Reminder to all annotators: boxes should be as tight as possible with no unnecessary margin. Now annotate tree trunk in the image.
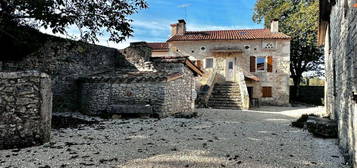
[291,75,301,103]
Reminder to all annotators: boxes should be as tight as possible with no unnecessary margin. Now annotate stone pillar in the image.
[0,71,52,149]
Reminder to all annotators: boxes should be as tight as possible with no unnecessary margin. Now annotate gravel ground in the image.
[0,106,349,168]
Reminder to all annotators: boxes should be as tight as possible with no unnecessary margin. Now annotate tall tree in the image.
[0,0,148,43]
[253,0,323,101]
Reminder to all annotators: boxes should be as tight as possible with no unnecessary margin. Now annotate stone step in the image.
[209,102,241,107]
[211,95,241,98]
[211,93,241,97]
[209,98,241,102]
[209,106,242,110]
[212,90,240,94]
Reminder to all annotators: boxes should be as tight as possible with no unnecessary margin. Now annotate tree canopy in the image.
[0,0,148,43]
[252,0,323,100]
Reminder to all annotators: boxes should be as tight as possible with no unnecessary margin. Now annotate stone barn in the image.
[79,56,203,117]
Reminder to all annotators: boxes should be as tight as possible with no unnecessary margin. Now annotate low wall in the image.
[290,86,324,105]
[0,71,52,149]
[80,81,166,116]
[80,68,195,117]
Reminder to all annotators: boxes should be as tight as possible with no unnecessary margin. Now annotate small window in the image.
[228,62,233,69]
[205,58,214,68]
[256,57,266,71]
[262,41,275,49]
[262,87,272,97]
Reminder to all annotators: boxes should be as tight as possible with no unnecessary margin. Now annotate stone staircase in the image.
[208,82,242,110]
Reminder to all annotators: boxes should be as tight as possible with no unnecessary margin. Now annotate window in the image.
[262,87,272,97]
[256,57,266,71]
[262,41,275,49]
[205,58,214,68]
[228,61,233,69]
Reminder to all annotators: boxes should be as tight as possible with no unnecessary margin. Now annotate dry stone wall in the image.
[325,0,357,166]
[1,39,138,112]
[79,63,195,117]
[0,71,52,149]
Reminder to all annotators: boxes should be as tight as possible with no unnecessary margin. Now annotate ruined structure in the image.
[149,19,291,109]
[0,30,201,117]
[319,0,357,166]
[80,55,202,117]
[0,71,52,149]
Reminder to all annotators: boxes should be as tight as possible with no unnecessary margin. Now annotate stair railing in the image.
[202,70,220,107]
[235,67,250,110]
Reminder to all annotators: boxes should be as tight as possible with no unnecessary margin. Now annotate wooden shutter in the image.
[196,60,203,69]
[262,87,272,97]
[267,56,273,72]
[250,56,256,72]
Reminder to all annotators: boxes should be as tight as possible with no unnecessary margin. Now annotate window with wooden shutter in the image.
[250,56,256,72]
[267,56,273,72]
[262,87,272,97]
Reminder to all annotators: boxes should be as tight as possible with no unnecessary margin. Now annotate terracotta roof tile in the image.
[167,29,291,42]
[147,42,169,51]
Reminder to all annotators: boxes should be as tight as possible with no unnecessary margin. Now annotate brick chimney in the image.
[270,19,279,33]
[171,19,186,36]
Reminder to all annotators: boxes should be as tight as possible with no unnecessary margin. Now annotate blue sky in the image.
[120,0,263,48]
[41,0,264,49]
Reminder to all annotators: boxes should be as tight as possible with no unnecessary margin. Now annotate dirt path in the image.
[0,106,349,168]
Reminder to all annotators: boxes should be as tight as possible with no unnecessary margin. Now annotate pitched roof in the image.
[147,42,169,51]
[151,56,204,76]
[167,29,291,42]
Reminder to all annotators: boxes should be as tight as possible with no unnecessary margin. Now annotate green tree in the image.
[0,0,148,43]
[253,0,323,101]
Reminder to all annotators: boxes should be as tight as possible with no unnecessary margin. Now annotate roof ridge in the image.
[186,28,269,33]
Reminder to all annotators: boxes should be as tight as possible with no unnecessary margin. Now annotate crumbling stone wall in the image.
[162,66,195,116]
[0,71,52,149]
[325,0,357,166]
[1,39,142,112]
[80,81,165,116]
[79,63,195,117]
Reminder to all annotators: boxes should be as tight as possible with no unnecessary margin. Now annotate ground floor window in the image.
[262,87,272,97]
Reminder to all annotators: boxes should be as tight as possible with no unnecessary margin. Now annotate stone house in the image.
[149,19,291,108]
[319,0,357,167]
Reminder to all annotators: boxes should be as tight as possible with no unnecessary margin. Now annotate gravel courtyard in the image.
[0,106,349,168]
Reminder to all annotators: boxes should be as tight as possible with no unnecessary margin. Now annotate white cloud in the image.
[132,20,172,31]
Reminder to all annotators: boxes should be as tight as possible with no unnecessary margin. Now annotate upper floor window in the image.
[250,56,273,72]
[205,58,214,68]
[262,41,276,49]
[256,57,266,71]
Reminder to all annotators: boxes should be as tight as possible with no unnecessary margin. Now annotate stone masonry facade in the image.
[79,60,196,117]
[0,71,52,149]
[169,39,291,105]
[1,39,135,112]
[323,0,357,166]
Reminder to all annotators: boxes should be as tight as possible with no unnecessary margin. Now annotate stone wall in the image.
[1,39,146,112]
[79,68,194,117]
[162,66,195,116]
[325,0,357,166]
[0,71,52,149]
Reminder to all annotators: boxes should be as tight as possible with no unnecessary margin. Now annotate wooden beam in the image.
[185,59,203,76]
